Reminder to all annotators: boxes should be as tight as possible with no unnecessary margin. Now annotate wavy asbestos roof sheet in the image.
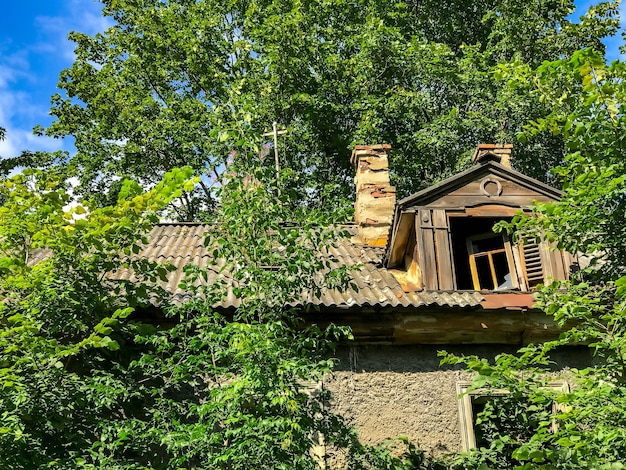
[141,223,485,310]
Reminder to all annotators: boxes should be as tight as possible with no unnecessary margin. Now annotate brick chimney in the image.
[351,144,396,246]
[472,143,513,168]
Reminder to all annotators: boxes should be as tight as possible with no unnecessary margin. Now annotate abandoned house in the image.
[134,143,587,456]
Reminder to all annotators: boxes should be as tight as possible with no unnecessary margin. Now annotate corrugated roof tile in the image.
[31,223,487,310]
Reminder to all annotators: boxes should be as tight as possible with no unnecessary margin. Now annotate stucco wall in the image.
[323,344,593,458]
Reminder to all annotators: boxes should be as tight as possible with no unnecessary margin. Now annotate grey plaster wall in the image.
[323,344,593,458]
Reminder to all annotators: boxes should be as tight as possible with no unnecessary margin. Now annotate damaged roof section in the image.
[125,223,486,310]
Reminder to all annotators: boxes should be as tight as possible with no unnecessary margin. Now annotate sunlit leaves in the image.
[443,46,626,469]
[41,0,620,218]
[0,168,192,467]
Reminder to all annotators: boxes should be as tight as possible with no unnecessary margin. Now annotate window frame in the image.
[456,380,569,451]
[465,231,518,291]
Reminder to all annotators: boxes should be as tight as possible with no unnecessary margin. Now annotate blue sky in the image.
[0,0,110,158]
[0,1,624,160]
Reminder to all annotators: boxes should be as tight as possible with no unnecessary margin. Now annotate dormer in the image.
[384,144,572,292]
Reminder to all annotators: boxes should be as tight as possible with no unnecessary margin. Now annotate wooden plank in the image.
[428,195,555,208]
[510,243,528,290]
[467,252,480,290]
[562,251,574,279]
[447,180,555,198]
[464,205,525,217]
[418,209,438,290]
[539,241,554,285]
[487,253,498,289]
[387,212,415,268]
[503,236,519,289]
[432,209,454,290]
[447,213,457,289]
[550,245,567,282]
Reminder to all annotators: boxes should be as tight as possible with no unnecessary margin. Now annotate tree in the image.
[442,48,626,469]
[4,1,626,467]
[104,162,361,469]
[0,166,191,468]
[35,0,619,218]
[0,157,445,468]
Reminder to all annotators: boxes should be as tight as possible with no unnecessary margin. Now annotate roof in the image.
[26,222,550,344]
[396,160,562,209]
[26,222,538,315]
[122,223,486,310]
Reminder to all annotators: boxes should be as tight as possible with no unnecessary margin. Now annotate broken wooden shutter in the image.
[520,241,544,288]
[542,242,570,285]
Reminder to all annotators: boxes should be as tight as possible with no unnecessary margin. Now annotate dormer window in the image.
[384,145,572,292]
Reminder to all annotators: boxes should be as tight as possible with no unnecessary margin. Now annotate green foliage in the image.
[0,159,433,468]
[509,49,626,281]
[0,167,193,468]
[118,162,363,468]
[6,0,626,467]
[349,437,447,470]
[441,48,626,469]
[41,0,619,217]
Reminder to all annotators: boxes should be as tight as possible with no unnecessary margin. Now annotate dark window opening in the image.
[492,252,510,287]
[471,395,490,449]
[472,395,552,450]
[449,217,513,290]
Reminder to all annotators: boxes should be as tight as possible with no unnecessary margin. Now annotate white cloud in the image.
[0,0,113,159]
[0,47,64,157]
[0,49,31,88]
[35,0,114,62]
[0,127,62,159]
[0,132,18,158]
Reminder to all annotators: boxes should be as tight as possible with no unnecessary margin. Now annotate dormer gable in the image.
[384,147,572,292]
[393,159,561,211]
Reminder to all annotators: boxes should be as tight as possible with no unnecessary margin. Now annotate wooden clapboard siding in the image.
[427,195,555,208]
